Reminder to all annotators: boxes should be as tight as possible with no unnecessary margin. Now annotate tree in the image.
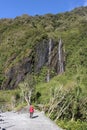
[19,74,36,106]
[47,83,87,121]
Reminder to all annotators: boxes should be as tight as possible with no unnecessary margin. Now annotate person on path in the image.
[29,104,34,118]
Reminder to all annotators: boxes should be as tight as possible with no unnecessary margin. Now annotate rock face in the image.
[1,39,65,89]
[34,39,49,72]
[2,57,32,89]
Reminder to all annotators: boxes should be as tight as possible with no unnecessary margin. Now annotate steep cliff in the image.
[0,6,87,89]
[1,38,64,89]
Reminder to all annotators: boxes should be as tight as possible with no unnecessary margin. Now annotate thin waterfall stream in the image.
[58,38,64,74]
[47,39,52,82]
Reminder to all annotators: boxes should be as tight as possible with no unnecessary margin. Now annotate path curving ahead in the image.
[0,111,62,130]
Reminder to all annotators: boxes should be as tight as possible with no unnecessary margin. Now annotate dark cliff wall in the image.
[1,39,64,89]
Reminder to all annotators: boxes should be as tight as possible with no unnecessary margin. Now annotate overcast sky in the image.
[0,0,87,18]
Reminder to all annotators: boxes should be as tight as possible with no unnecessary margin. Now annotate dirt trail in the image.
[0,111,62,130]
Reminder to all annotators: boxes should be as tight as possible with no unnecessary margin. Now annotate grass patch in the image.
[57,120,87,130]
[35,74,74,104]
[0,89,20,111]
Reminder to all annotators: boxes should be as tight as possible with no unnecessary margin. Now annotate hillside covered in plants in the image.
[0,6,87,89]
[0,6,87,130]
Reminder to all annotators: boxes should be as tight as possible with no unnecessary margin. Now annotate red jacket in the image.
[29,105,34,113]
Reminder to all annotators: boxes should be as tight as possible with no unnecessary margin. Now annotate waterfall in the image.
[48,39,52,65]
[58,38,64,74]
[47,39,52,82]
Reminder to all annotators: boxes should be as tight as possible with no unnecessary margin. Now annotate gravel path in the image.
[0,111,62,130]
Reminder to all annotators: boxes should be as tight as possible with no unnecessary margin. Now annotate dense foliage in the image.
[0,6,87,129]
[0,6,87,87]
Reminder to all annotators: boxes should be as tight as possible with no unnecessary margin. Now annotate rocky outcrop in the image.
[2,57,32,89]
[1,39,65,89]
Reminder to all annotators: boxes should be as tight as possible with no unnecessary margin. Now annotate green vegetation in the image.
[0,7,87,87]
[0,89,20,111]
[57,120,87,130]
[0,6,87,129]
[19,74,36,105]
[35,74,87,129]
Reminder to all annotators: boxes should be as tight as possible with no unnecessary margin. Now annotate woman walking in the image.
[29,104,34,118]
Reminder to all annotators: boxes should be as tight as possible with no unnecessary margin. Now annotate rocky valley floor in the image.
[0,110,62,130]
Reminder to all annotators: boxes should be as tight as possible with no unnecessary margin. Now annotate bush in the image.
[57,120,87,130]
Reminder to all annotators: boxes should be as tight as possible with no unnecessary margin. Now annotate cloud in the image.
[83,0,87,6]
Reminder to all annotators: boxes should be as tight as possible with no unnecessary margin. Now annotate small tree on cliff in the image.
[19,74,36,106]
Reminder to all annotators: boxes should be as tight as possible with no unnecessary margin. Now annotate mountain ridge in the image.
[0,6,87,89]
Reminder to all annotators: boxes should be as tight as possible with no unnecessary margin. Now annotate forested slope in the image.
[0,6,87,89]
[0,6,87,130]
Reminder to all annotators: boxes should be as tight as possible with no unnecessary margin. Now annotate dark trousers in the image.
[30,112,33,118]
